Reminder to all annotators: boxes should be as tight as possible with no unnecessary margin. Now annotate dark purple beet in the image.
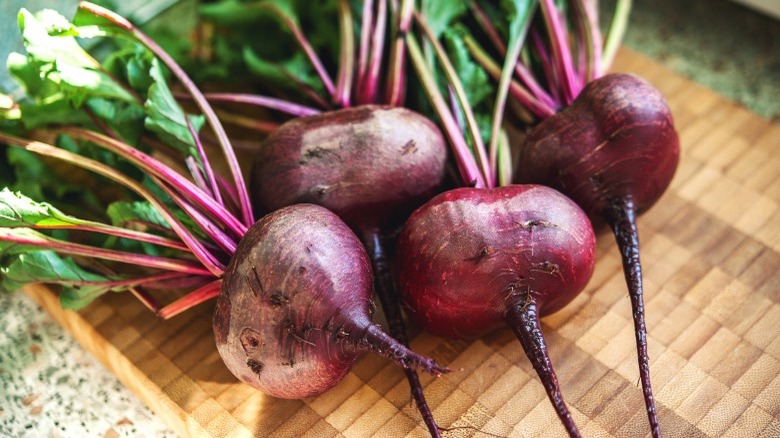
[214,204,446,399]
[515,73,680,437]
[250,105,448,434]
[250,105,447,227]
[396,185,596,437]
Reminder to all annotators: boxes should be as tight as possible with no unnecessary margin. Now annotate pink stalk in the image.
[414,11,492,187]
[335,0,355,107]
[198,93,321,117]
[470,1,507,52]
[486,1,537,185]
[384,0,414,106]
[49,271,189,289]
[531,29,562,106]
[57,127,247,238]
[405,34,485,188]
[186,118,223,207]
[0,228,211,276]
[355,0,375,103]
[469,2,556,111]
[78,2,254,227]
[463,35,556,119]
[36,223,188,252]
[360,0,387,104]
[0,132,225,276]
[256,3,336,97]
[162,186,237,255]
[158,279,222,319]
[573,0,602,84]
[81,260,163,312]
[185,156,213,198]
[514,62,558,110]
[539,0,578,104]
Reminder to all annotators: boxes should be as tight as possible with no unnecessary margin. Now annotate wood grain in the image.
[24,47,780,437]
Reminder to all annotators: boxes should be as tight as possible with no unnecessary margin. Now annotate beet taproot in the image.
[214,204,446,399]
[516,73,680,436]
[396,184,596,437]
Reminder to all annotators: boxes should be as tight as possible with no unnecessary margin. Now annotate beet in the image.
[250,104,448,433]
[516,73,680,436]
[214,204,446,399]
[396,184,596,436]
[250,105,447,227]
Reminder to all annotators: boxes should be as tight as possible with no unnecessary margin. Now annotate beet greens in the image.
[0,2,446,404]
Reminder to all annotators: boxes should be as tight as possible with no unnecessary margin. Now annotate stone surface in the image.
[0,292,176,437]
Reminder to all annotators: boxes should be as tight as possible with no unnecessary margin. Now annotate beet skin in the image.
[396,185,595,436]
[251,105,448,227]
[515,73,680,437]
[214,204,445,399]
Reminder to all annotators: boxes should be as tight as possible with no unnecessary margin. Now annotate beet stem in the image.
[506,297,581,438]
[606,197,660,438]
[364,231,441,438]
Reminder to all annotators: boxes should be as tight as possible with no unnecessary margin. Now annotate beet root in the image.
[516,73,680,437]
[214,204,446,399]
[396,185,596,436]
[250,104,448,227]
[250,104,448,433]
[516,73,679,220]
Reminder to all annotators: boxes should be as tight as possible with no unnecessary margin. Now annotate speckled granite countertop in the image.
[0,292,176,437]
[1,1,778,437]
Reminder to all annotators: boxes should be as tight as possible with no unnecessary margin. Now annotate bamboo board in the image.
[24,47,780,437]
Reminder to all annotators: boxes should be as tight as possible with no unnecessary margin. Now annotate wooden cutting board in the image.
[24,47,780,437]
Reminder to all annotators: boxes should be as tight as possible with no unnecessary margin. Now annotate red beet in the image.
[250,105,447,227]
[250,104,448,434]
[214,204,446,399]
[396,185,596,437]
[516,73,680,436]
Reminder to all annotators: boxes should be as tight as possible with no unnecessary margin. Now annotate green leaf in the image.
[421,0,470,38]
[243,47,323,95]
[59,283,123,310]
[17,8,137,106]
[86,97,146,145]
[443,27,494,110]
[143,58,204,156]
[200,0,273,25]
[1,250,110,293]
[16,96,91,128]
[0,188,84,228]
[107,200,169,230]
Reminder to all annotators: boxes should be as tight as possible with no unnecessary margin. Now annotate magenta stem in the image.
[162,186,237,256]
[463,35,556,119]
[158,279,222,319]
[384,0,414,106]
[361,0,387,104]
[0,132,225,277]
[187,118,223,207]
[58,127,246,238]
[335,0,355,107]
[405,34,485,188]
[0,228,212,276]
[38,223,188,252]
[355,0,374,103]
[197,93,321,117]
[78,2,255,227]
[539,0,578,105]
